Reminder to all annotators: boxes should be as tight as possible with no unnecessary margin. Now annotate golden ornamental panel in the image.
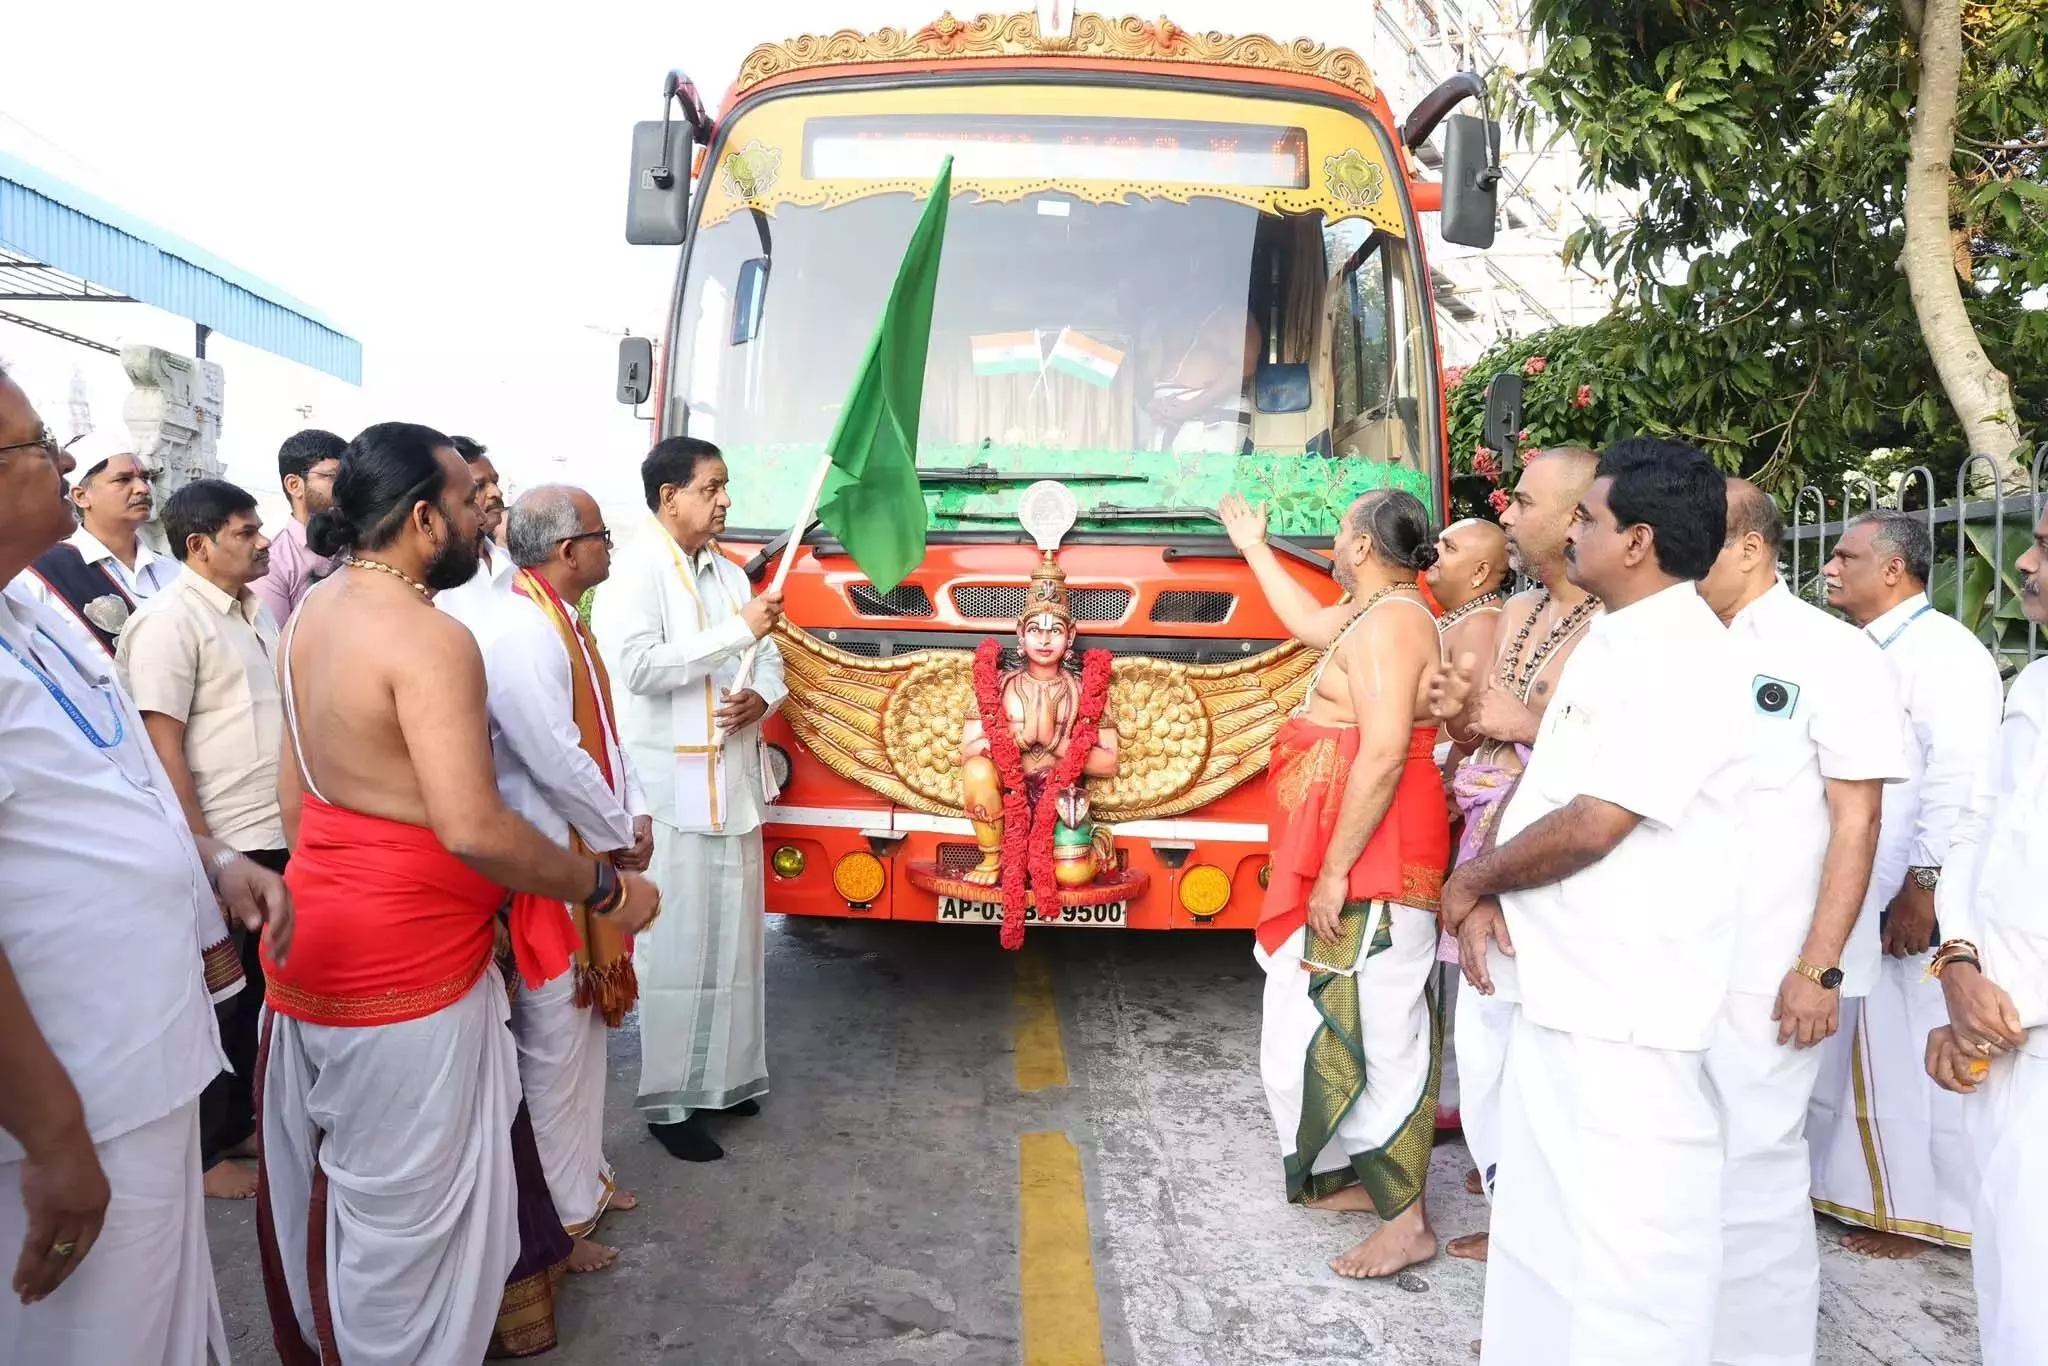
[735,11,1377,102]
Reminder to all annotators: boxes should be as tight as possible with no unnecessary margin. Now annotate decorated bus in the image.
[617,4,1503,933]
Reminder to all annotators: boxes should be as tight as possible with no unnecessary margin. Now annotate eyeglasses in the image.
[561,528,613,549]
[0,431,80,460]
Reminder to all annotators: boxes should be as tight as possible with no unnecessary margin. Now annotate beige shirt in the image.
[116,565,285,851]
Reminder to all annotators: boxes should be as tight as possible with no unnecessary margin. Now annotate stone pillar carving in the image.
[122,345,224,551]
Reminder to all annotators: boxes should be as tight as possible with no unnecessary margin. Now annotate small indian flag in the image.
[971,331,1042,377]
[1049,328,1124,389]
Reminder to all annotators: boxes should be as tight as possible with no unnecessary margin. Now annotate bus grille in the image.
[1150,590,1235,624]
[952,585,1132,621]
[848,583,935,618]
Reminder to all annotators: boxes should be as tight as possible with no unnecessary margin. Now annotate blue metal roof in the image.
[0,150,362,384]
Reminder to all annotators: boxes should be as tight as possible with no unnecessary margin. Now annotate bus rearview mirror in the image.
[1483,372,1523,471]
[626,120,692,246]
[617,336,653,407]
[1440,115,1501,250]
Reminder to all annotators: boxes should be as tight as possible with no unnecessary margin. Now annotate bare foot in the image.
[204,1161,258,1201]
[1447,1232,1489,1262]
[1330,1207,1437,1279]
[1463,1168,1482,1197]
[1840,1229,1928,1260]
[609,1190,638,1213]
[566,1237,619,1273]
[1305,1186,1376,1213]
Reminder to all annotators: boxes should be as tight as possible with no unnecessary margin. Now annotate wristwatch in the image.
[1910,866,1941,891]
[1794,958,1844,991]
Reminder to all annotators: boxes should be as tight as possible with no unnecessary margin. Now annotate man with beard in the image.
[250,429,345,625]
[1696,479,1904,1365]
[1925,503,2048,1365]
[1226,489,1452,1279]
[1430,448,1600,1263]
[595,437,785,1164]
[1807,511,2002,1258]
[22,451,178,656]
[118,479,287,1205]
[1441,438,1749,1362]
[0,363,291,1363]
[257,422,659,1365]
[435,435,514,619]
[471,486,653,1275]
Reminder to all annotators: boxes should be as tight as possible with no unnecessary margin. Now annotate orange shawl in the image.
[507,569,639,1025]
[1258,718,1450,954]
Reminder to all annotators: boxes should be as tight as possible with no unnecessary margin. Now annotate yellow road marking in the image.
[1013,945,1069,1092]
[1019,1131,1106,1366]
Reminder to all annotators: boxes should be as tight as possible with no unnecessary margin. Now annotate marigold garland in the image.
[971,639,1113,949]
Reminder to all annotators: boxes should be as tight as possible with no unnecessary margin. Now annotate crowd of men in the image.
[0,357,787,1362]
[1228,438,2048,1365]
[4,337,2047,1366]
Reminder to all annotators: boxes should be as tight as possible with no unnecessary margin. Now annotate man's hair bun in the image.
[1410,542,1441,571]
[306,506,354,559]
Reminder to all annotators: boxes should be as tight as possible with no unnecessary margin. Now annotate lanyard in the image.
[1871,603,1933,651]
[0,626,126,748]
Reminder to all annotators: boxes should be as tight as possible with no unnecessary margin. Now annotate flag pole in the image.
[716,451,831,739]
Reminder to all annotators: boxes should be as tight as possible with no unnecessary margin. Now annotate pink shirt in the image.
[249,516,337,627]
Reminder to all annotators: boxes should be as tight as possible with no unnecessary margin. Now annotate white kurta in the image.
[1709,582,1908,1366]
[262,974,521,1366]
[1938,659,2048,1364]
[1808,593,2003,1247]
[1483,583,1751,1365]
[592,528,785,1118]
[465,585,647,1234]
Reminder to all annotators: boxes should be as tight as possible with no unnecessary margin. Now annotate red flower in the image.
[1517,428,1530,443]
[1443,364,1469,390]
[1523,356,1548,376]
[1489,489,1511,514]
[1472,449,1501,481]
[1573,384,1593,409]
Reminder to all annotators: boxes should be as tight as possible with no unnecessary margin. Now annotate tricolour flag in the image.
[812,158,952,596]
[971,331,1043,377]
[1049,328,1125,389]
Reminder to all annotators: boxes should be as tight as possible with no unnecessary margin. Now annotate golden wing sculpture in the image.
[773,621,1320,823]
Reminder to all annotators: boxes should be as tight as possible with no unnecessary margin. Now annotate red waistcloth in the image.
[264,795,508,1027]
[1257,718,1451,954]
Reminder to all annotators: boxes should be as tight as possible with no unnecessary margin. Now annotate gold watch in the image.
[1794,958,1844,991]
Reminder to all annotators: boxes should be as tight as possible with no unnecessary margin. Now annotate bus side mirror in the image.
[1483,372,1523,471]
[617,336,654,407]
[627,119,692,246]
[1440,115,1502,249]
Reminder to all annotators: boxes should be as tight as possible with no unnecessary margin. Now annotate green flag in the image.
[813,157,951,594]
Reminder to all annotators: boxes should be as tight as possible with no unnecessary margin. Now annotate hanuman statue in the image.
[958,553,1121,885]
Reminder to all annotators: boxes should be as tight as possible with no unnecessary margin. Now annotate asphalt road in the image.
[208,919,1980,1364]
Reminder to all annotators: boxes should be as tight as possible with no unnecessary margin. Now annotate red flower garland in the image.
[970,639,1113,950]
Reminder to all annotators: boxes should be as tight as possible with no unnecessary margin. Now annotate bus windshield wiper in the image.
[918,464,1149,485]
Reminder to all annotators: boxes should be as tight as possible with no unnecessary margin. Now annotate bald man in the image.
[1428,519,1510,678]
[1698,478,1907,1364]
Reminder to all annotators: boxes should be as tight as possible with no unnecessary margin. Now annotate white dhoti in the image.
[1967,1048,2048,1365]
[1454,977,1518,1200]
[1483,1016,1723,1366]
[1807,954,1974,1247]
[260,972,520,1366]
[637,822,769,1118]
[1703,990,1824,1366]
[1256,901,1440,1210]
[510,968,613,1236]
[0,1099,226,1365]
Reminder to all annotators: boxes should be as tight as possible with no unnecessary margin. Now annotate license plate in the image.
[935,896,1127,929]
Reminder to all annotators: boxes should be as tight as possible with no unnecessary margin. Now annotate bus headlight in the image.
[770,845,806,879]
[1178,865,1232,919]
[1257,862,1271,890]
[833,852,886,904]
[765,743,793,792]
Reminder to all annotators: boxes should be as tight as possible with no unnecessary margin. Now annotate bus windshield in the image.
[667,107,1437,537]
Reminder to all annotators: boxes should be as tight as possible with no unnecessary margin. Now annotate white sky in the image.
[0,0,1387,527]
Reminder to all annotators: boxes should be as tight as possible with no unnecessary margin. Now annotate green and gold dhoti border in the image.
[1281,899,1443,1214]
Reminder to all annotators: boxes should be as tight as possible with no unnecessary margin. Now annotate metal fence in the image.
[1782,442,2047,676]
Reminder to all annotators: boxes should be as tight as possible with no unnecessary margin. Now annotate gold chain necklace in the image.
[344,555,432,600]
[1296,582,1418,713]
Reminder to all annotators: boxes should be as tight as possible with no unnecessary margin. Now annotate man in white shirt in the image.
[470,485,655,1273]
[20,451,178,656]
[1439,438,1751,1364]
[1807,510,2004,1257]
[1696,479,1907,1364]
[434,435,517,620]
[119,478,287,1206]
[0,363,291,1364]
[1925,503,2048,1365]
[594,436,785,1163]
